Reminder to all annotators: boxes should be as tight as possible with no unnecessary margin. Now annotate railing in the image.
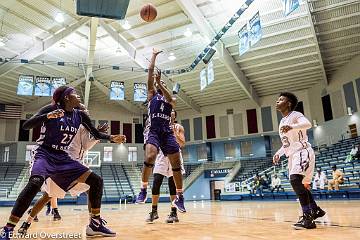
[224,161,241,185]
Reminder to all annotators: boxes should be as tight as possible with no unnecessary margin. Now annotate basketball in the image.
[140,3,157,22]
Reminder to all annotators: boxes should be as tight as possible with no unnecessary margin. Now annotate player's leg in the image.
[18,193,51,235]
[146,173,163,223]
[136,132,159,204]
[0,175,44,239]
[289,150,316,230]
[167,152,186,212]
[334,180,340,190]
[165,176,179,223]
[328,180,334,190]
[50,197,61,221]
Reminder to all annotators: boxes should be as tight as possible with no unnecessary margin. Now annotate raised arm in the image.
[147,49,162,100]
[292,114,312,130]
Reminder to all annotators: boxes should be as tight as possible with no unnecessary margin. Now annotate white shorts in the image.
[288,147,315,184]
[153,150,185,178]
[41,178,90,198]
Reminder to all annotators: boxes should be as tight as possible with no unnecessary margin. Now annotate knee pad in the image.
[144,161,154,168]
[85,172,103,209]
[290,174,306,195]
[29,175,45,189]
[85,172,103,187]
[152,174,164,195]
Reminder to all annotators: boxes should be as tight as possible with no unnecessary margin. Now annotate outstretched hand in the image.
[111,134,126,144]
[152,48,163,56]
[273,154,280,165]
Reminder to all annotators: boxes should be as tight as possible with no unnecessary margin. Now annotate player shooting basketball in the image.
[136,49,186,213]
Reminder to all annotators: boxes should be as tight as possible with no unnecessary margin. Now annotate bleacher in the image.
[232,157,273,182]
[0,163,27,198]
[223,137,360,201]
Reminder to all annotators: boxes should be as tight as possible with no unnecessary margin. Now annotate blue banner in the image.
[249,12,262,46]
[110,81,125,100]
[207,61,214,85]
[200,69,207,91]
[204,168,232,178]
[34,76,52,96]
[283,0,300,16]
[134,83,147,102]
[17,75,34,96]
[239,24,250,56]
[51,77,66,95]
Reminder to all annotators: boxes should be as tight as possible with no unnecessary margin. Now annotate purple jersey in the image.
[37,109,81,151]
[148,93,173,133]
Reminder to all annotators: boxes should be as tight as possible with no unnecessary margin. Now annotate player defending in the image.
[146,110,186,223]
[273,92,325,230]
[136,49,185,213]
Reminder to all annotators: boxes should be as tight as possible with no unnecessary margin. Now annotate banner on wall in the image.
[204,168,232,178]
[110,81,125,100]
[283,0,300,16]
[207,61,214,85]
[17,75,34,96]
[51,77,66,95]
[34,76,52,96]
[238,24,250,56]
[249,12,262,46]
[200,68,207,91]
[134,83,147,102]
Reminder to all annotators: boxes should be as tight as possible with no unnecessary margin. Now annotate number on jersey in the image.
[61,133,73,144]
[160,103,164,112]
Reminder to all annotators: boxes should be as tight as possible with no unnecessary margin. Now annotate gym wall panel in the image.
[233,113,244,136]
[343,81,357,112]
[111,121,120,135]
[219,115,229,138]
[355,78,360,107]
[321,95,333,121]
[246,109,258,134]
[123,123,132,144]
[193,117,203,141]
[181,119,191,142]
[331,90,345,118]
[206,115,216,139]
[261,106,273,132]
[135,124,143,144]
[5,119,17,141]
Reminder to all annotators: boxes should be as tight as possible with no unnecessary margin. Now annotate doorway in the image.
[210,180,224,200]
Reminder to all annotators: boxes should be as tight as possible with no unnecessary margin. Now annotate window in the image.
[3,147,9,162]
[197,144,207,162]
[224,142,236,160]
[240,141,252,156]
[103,146,113,162]
[25,145,36,161]
[128,147,137,162]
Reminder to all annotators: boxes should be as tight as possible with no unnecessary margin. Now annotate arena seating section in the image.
[0,137,359,204]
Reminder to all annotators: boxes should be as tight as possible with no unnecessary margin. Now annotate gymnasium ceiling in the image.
[0,0,359,113]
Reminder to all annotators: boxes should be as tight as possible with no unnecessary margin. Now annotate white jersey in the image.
[67,124,99,161]
[277,111,312,157]
[153,149,185,177]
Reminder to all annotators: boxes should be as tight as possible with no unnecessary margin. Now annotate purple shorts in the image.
[146,129,179,155]
[30,146,89,191]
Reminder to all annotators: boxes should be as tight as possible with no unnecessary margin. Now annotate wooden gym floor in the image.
[0,200,359,239]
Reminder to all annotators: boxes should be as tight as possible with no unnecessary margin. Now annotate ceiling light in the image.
[59,41,66,48]
[121,20,131,30]
[168,52,176,61]
[55,12,65,23]
[184,28,192,37]
[116,47,122,55]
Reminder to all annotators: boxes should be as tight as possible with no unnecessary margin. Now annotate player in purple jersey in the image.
[136,49,186,213]
[0,86,126,239]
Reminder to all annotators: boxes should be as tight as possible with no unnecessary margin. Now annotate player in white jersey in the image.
[18,104,109,234]
[146,110,186,224]
[273,92,325,230]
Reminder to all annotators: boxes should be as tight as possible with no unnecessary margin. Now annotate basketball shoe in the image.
[136,188,147,204]
[293,212,316,230]
[86,217,116,237]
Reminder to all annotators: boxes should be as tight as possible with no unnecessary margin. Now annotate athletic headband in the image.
[60,87,75,101]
